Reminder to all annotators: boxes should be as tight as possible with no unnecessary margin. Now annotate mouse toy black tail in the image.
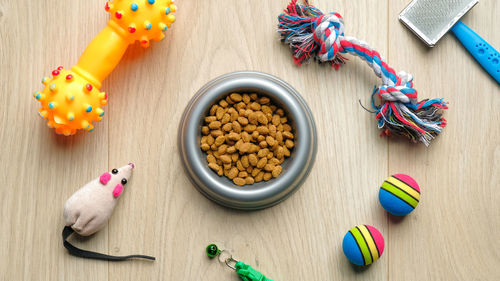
[62,226,156,262]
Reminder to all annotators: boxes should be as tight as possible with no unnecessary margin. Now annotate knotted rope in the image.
[278,0,448,146]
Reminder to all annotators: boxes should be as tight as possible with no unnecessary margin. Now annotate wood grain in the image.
[0,0,498,280]
[387,1,500,280]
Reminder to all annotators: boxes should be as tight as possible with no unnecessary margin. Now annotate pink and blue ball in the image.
[379,174,421,216]
[342,224,384,266]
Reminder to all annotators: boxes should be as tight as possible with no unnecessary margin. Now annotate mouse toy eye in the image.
[112,169,118,174]
[121,178,127,185]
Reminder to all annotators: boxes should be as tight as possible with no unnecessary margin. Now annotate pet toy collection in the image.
[32,0,451,279]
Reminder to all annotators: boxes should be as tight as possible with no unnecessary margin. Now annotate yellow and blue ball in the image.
[379,174,421,216]
[342,224,384,266]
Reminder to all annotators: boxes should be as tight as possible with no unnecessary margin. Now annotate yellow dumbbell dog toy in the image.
[33,0,176,135]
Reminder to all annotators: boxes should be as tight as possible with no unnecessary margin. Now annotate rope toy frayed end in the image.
[370,85,448,146]
[278,0,448,146]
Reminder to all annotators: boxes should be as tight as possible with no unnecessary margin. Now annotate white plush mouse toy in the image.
[62,163,154,261]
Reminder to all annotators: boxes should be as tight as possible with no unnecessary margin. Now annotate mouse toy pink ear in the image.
[100,172,111,185]
[113,184,123,198]
[62,163,154,261]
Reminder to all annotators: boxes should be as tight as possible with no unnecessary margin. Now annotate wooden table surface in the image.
[1,0,499,280]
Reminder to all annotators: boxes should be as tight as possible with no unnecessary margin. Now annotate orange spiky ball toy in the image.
[34,0,177,135]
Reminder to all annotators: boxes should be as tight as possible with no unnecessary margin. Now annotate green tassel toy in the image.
[206,244,273,281]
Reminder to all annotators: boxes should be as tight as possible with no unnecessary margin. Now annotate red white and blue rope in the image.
[278,0,448,146]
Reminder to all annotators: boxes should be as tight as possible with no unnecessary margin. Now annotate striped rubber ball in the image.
[379,174,421,216]
[342,224,384,266]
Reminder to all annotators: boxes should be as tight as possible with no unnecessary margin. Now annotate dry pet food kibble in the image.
[200,93,295,186]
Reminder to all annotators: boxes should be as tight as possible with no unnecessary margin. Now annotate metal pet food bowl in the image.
[178,71,317,210]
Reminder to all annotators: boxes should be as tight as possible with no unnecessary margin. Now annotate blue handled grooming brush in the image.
[399,0,499,84]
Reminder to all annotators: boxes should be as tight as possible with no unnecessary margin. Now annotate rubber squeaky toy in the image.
[34,0,177,135]
[63,163,155,261]
[278,0,448,146]
[342,224,384,266]
[379,174,421,216]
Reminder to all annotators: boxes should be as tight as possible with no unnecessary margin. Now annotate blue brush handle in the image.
[451,20,500,84]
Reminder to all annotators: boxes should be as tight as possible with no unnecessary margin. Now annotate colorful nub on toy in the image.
[342,224,384,266]
[379,174,421,216]
[34,0,177,135]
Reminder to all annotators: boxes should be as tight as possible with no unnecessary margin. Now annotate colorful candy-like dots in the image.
[34,1,176,135]
[104,0,177,47]
[33,91,42,100]
[95,108,105,117]
[379,174,421,216]
[166,14,175,23]
[342,224,384,266]
[34,67,107,136]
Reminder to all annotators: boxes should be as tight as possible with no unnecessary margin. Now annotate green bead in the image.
[206,244,220,258]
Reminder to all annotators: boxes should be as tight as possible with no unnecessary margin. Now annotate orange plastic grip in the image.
[33,0,176,135]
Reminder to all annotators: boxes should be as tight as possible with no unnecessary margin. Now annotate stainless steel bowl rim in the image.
[178,71,317,210]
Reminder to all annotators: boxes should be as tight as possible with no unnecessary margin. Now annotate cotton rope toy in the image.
[63,163,155,261]
[206,244,274,281]
[278,0,448,146]
[33,0,176,135]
